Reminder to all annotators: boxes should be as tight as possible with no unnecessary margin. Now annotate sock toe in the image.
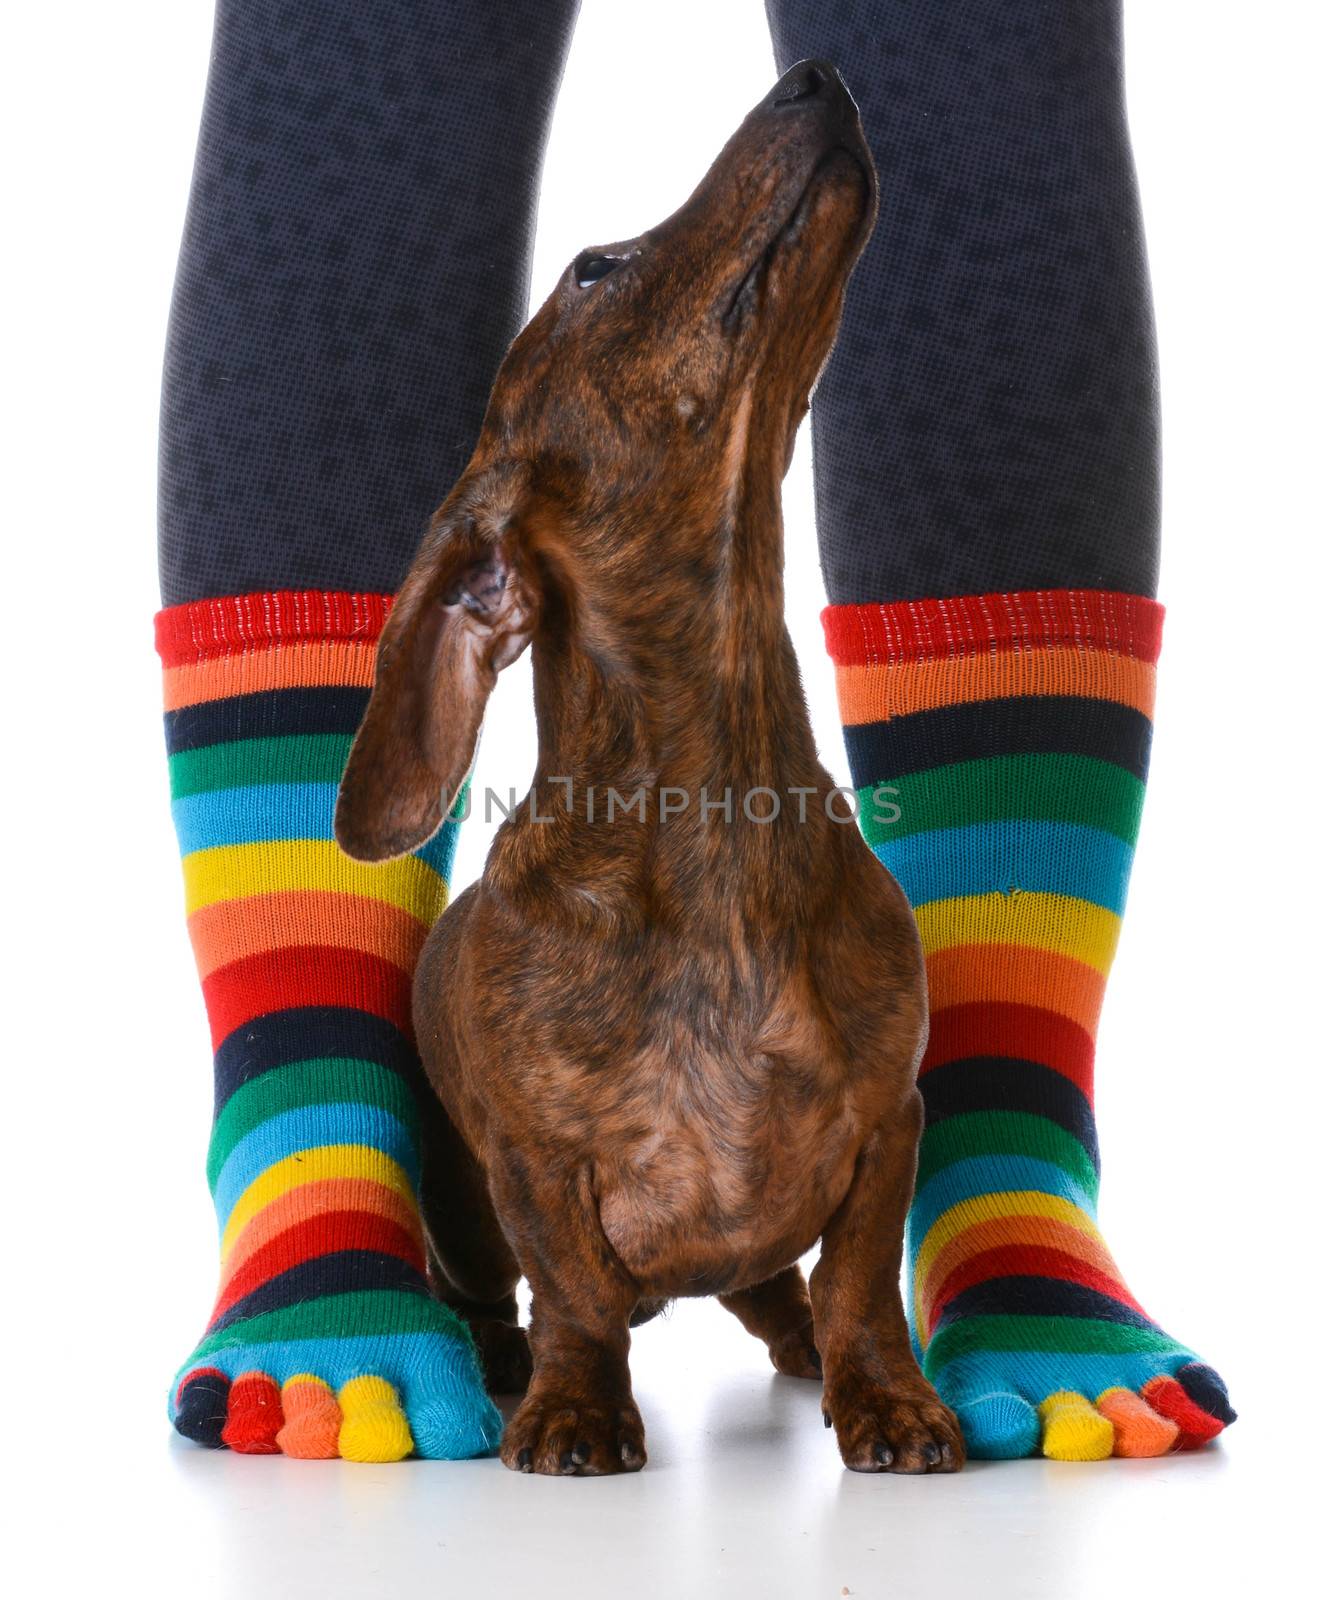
[1037,1390,1114,1461]
[221,1371,284,1454]
[338,1375,414,1463]
[1141,1376,1226,1447]
[405,1388,503,1460]
[1096,1386,1179,1457]
[1175,1363,1236,1425]
[402,1343,503,1460]
[276,1375,341,1459]
[174,1368,231,1449]
[949,1389,1040,1460]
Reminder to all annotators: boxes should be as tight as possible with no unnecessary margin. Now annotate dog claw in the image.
[824,1376,965,1473]
[503,1396,645,1475]
[823,1410,832,1429]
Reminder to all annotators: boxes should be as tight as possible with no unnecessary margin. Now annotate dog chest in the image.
[592,1056,862,1296]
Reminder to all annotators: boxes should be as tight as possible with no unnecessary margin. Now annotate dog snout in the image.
[770,58,854,117]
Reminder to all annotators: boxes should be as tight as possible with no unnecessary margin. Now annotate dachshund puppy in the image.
[336,61,963,1476]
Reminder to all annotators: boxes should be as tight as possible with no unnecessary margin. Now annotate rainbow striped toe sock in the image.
[157,590,500,1462]
[825,589,1236,1461]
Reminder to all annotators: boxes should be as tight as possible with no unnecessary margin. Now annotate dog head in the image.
[336,61,877,862]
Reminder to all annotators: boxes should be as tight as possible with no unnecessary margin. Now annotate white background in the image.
[4,3,1329,1596]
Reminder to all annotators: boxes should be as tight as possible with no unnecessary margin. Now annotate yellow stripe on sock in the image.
[915,893,1122,977]
[338,1375,414,1462]
[220,1144,417,1259]
[912,1191,1103,1343]
[1038,1391,1115,1461]
[182,839,447,923]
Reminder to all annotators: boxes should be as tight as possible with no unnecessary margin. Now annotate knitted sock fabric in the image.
[157,590,499,1461]
[825,589,1236,1460]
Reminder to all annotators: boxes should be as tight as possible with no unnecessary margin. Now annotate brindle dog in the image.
[336,61,963,1476]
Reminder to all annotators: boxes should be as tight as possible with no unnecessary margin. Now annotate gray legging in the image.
[160,0,1158,610]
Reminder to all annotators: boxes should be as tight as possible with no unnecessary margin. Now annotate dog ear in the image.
[335,481,540,863]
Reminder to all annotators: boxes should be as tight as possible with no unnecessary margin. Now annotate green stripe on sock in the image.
[180,1289,458,1371]
[915,1112,1099,1200]
[205,1058,420,1188]
[923,1314,1188,1377]
[860,753,1146,847]
[169,733,354,798]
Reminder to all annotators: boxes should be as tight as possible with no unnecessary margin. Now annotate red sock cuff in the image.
[821,589,1164,668]
[155,590,394,668]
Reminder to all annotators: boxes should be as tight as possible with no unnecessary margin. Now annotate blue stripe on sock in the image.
[930,1348,1197,1402]
[874,821,1133,914]
[907,1156,1098,1246]
[172,1331,457,1393]
[172,784,339,852]
[414,816,462,879]
[172,784,460,877]
[210,1104,420,1220]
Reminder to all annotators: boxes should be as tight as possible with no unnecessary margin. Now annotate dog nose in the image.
[771,59,846,109]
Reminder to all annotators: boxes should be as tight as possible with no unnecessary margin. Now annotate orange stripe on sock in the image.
[917,1214,1125,1333]
[832,647,1156,726]
[1097,1388,1179,1457]
[924,944,1107,1036]
[187,891,430,982]
[163,638,377,710]
[220,1177,422,1279]
[277,1377,342,1459]
[162,638,379,710]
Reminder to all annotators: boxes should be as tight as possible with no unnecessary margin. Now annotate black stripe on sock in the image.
[920,1057,1100,1171]
[933,1277,1154,1332]
[843,696,1152,788]
[208,1252,431,1334]
[164,685,371,755]
[174,1371,230,1447]
[213,1008,420,1117]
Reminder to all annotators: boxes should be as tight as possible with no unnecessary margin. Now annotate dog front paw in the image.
[500,1390,645,1475]
[823,1370,963,1474]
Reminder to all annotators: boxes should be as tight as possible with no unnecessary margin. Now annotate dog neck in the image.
[495,411,831,914]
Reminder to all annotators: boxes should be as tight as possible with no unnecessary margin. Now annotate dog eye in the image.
[574,252,622,288]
